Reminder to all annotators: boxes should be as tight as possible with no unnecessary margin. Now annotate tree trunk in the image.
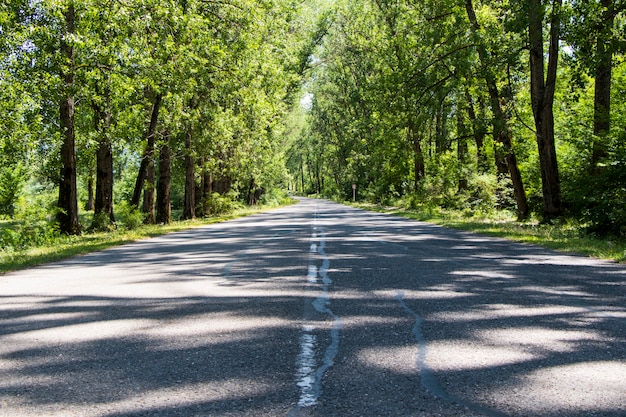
[592,0,614,170]
[143,156,156,224]
[529,0,562,220]
[156,138,171,224]
[86,167,95,211]
[248,178,257,205]
[457,110,469,192]
[407,121,425,190]
[131,92,163,210]
[183,129,195,220]
[92,82,115,227]
[465,91,489,174]
[57,3,80,235]
[465,0,529,220]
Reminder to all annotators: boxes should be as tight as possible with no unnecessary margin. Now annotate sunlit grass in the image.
[0,202,295,274]
[351,202,626,264]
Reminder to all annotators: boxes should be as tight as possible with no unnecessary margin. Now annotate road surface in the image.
[1,198,625,416]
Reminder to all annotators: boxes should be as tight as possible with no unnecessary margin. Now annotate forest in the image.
[286,0,626,236]
[1,0,625,256]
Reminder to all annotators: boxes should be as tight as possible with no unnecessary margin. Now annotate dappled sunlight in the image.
[1,199,624,416]
[475,327,607,353]
[373,288,476,300]
[501,253,614,267]
[355,346,417,374]
[430,304,590,322]
[426,341,536,372]
[335,315,407,330]
[508,285,594,298]
[489,361,626,415]
[0,378,280,417]
[144,312,295,351]
[449,269,517,280]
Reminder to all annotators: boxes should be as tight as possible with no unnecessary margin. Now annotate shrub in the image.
[0,165,26,217]
[200,192,243,216]
[115,201,144,230]
[579,162,626,237]
[259,188,291,207]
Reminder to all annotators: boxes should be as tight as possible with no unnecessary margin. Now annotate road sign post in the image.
[352,183,356,202]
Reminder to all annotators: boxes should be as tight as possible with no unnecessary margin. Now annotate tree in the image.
[528,0,563,220]
[57,2,81,235]
[566,0,625,170]
[156,134,171,224]
[465,0,529,220]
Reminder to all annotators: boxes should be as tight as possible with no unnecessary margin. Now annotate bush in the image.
[578,162,626,237]
[89,211,116,232]
[200,192,243,216]
[115,201,144,230]
[0,165,26,216]
[259,188,292,207]
[0,213,59,252]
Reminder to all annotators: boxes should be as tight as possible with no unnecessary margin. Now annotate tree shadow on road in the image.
[0,201,624,417]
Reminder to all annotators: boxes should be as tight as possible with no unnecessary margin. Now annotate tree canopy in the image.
[1,0,625,241]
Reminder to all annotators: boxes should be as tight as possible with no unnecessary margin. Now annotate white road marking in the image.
[292,207,343,413]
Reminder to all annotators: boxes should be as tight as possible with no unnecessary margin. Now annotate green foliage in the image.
[0,187,60,251]
[571,159,626,238]
[259,188,293,207]
[115,201,144,231]
[200,192,244,216]
[0,165,26,216]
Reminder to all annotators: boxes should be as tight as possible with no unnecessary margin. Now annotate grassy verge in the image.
[0,203,293,274]
[351,202,626,264]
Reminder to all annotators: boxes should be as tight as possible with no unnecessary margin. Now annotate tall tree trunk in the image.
[143,156,156,224]
[465,92,489,173]
[408,121,425,190]
[247,178,257,205]
[183,129,195,220]
[592,0,614,170]
[131,92,163,211]
[457,109,469,192]
[57,3,80,235]
[86,167,95,211]
[529,0,562,220]
[156,137,171,224]
[465,0,529,220]
[200,170,212,216]
[92,82,115,227]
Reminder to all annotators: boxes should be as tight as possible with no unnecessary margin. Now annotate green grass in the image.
[351,202,626,264]
[0,202,295,274]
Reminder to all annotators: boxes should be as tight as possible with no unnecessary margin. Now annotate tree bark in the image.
[92,82,115,226]
[465,91,489,174]
[156,137,171,224]
[131,92,162,217]
[183,129,195,220]
[592,0,614,169]
[465,0,529,220]
[529,0,562,220]
[86,167,95,211]
[408,121,425,190]
[457,109,469,192]
[143,155,156,224]
[57,3,80,235]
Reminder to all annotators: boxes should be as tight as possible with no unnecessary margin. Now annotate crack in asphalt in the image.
[396,291,510,417]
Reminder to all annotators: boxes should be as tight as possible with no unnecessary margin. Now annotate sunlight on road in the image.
[491,361,626,414]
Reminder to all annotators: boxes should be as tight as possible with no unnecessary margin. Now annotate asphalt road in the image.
[1,198,625,417]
